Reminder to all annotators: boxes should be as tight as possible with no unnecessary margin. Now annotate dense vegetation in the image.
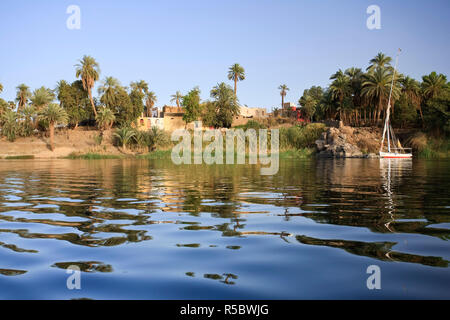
[287,53,449,139]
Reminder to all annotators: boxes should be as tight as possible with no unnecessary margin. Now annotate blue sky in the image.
[0,0,449,111]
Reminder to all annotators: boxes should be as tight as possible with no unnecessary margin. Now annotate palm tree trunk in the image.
[88,88,97,117]
[49,122,55,151]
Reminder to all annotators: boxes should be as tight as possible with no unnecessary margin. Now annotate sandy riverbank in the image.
[0,128,122,159]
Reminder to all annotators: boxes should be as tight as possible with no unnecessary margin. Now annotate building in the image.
[135,104,269,132]
[239,106,267,118]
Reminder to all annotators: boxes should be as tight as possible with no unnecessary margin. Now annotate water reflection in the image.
[0,159,448,298]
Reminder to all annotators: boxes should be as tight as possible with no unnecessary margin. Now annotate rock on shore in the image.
[315,123,380,158]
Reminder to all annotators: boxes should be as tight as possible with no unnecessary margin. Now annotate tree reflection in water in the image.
[0,158,448,284]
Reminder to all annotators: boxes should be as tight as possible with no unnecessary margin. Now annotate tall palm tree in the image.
[15,84,32,111]
[98,77,121,107]
[401,76,423,122]
[329,75,351,122]
[362,67,400,124]
[330,69,345,80]
[75,55,100,117]
[421,71,447,99]
[30,87,55,112]
[39,103,68,151]
[145,91,157,117]
[367,52,392,72]
[278,84,289,110]
[170,91,183,108]
[227,63,245,96]
[0,83,3,94]
[130,80,149,94]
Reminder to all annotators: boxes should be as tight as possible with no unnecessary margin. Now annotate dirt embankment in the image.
[315,124,382,158]
[0,128,121,159]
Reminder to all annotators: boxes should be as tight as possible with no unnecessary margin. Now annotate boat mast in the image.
[380,48,401,153]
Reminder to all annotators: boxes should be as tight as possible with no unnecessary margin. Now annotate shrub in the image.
[280,123,325,149]
[234,120,267,130]
[1,110,18,142]
[147,127,170,151]
[113,127,136,150]
[406,132,427,151]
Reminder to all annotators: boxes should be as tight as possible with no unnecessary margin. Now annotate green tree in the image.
[421,72,447,100]
[227,63,245,96]
[56,80,90,128]
[0,98,10,117]
[96,107,115,132]
[170,91,183,108]
[30,87,55,112]
[182,87,202,127]
[401,76,423,123]
[18,105,36,137]
[15,84,32,112]
[299,86,323,121]
[1,110,18,142]
[75,55,100,117]
[130,80,149,94]
[329,74,351,123]
[38,103,68,151]
[210,82,240,128]
[98,77,121,107]
[129,87,145,120]
[362,67,400,124]
[145,91,157,117]
[278,84,289,110]
[367,52,392,72]
[114,127,136,151]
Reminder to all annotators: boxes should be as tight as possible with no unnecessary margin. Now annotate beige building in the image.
[239,106,267,118]
[135,105,268,132]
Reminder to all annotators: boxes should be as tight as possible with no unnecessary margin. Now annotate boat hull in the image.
[379,151,412,159]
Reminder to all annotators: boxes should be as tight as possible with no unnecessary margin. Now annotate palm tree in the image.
[96,107,116,132]
[0,110,17,142]
[114,127,136,151]
[421,71,447,99]
[278,84,289,110]
[329,74,351,122]
[0,83,3,94]
[170,91,183,108]
[345,68,364,125]
[39,103,68,151]
[130,80,149,94]
[75,55,100,117]
[15,84,32,112]
[367,52,392,72]
[98,77,121,107]
[227,63,245,96]
[330,69,345,80]
[145,91,157,117]
[362,67,400,124]
[401,76,423,122]
[30,87,55,112]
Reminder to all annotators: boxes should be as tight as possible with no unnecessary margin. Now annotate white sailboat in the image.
[379,49,412,159]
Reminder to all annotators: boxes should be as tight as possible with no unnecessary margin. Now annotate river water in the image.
[0,158,448,299]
